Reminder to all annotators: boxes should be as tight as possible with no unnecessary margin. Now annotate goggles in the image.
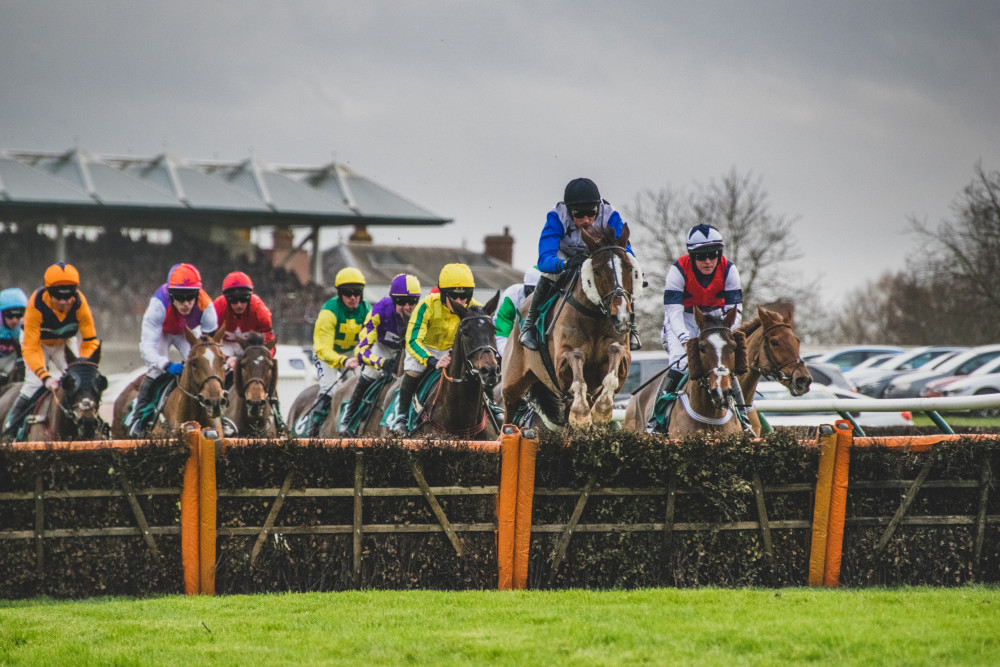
[170,290,199,303]
[226,293,252,304]
[2,308,25,319]
[339,288,364,299]
[570,207,599,220]
[393,295,420,307]
[690,250,721,262]
[444,289,473,302]
[48,286,78,300]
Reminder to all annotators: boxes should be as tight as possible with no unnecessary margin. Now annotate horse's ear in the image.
[618,222,630,248]
[452,300,468,319]
[580,224,601,252]
[757,306,777,327]
[686,338,704,380]
[64,346,78,365]
[88,343,102,365]
[266,336,277,351]
[723,307,738,329]
[733,331,749,376]
[693,306,706,330]
[60,372,77,395]
[97,374,109,392]
[212,327,227,344]
[184,326,199,347]
[483,291,500,317]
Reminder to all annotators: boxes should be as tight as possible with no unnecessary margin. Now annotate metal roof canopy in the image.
[0,147,451,282]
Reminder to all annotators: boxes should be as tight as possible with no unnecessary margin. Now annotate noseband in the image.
[590,245,634,330]
[753,323,807,383]
[451,314,500,385]
[176,341,227,407]
[52,360,108,438]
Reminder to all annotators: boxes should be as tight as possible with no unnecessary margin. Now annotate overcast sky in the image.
[2,1,998,303]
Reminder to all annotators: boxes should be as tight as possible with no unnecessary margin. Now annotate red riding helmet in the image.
[222,271,254,295]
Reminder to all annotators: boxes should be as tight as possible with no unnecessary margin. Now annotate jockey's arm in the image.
[199,294,219,335]
[494,295,518,339]
[662,266,690,345]
[313,309,350,369]
[139,298,172,372]
[20,297,47,381]
[355,312,385,371]
[74,292,100,358]
[403,300,434,367]
[537,212,568,274]
[723,264,744,330]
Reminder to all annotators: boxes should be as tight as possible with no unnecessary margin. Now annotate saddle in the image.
[123,374,177,432]
[7,386,48,440]
[647,370,689,434]
[338,371,394,434]
[378,368,443,434]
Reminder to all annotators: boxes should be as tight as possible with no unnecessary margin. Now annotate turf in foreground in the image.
[2,587,999,665]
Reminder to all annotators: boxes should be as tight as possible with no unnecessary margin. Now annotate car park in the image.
[849,346,968,397]
[882,344,1000,399]
[755,381,913,428]
[920,354,1000,398]
[937,363,1000,418]
[807,345,904,372]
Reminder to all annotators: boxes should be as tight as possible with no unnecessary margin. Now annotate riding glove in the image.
[167,362,185,376]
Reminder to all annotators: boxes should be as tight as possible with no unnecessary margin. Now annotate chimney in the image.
[349,224,373,243]
[272,226,294,253]
[483,226,514,265]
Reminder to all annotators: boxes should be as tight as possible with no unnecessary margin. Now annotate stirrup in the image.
[629,330,642,351]
[391,414,409,435]
[519,325,540,351]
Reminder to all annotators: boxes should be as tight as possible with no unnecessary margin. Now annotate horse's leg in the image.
[590,342,626,423]
[561,349,590,426]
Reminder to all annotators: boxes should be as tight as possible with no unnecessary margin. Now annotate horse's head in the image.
[234,332,277,419]
[58,345,109,439]
[579,223,644,336]
[183,327,228,418]
[687,307,747,409]
[752,307,812,396]
[450,291,502,390]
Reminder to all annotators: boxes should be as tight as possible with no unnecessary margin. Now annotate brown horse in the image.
[737,306,812,435]
[287,374,360,439]
[0,346,108,441]
[622,307,747,435]
[112,327,228,438]
[502,223,641,429]
[225,332,279,437]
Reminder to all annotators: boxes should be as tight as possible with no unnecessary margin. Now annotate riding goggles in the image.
[2,308,25,319]
[570,207,599,220]
[226,294,252,304]
[392,295,420,307]
[339,288,364,299]
[444,288,473,301]
[690,250,721,261]
[169,289,199,303]
[47,286,78,300]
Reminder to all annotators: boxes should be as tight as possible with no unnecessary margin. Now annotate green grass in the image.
[911,413,1000,428]
[2,588,999,665]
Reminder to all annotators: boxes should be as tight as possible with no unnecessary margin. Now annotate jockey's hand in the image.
[225,356,238,370]
[343,358,360,371]
[562,254,586,272]
[167,362,185,376]
[435,355,451,369]
[44,376,59,392]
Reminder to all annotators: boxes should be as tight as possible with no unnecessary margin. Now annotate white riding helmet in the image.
[686,224,724,254]
[522,266,541,288]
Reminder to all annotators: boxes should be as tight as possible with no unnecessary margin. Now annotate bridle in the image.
[687,325,736,408]
[448,313,500,388]
[236,344,275,419]
[751,322,807,384]
[175,341,228,409]
[569,244,634,336]
[50,359,109,439]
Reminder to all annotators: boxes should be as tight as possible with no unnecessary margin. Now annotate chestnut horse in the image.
[737,306,812,435]
[112,327,228,438]
[502,223,642,429]
[622,307,747,436]
[0,346,108,441]
[225,332,279,437]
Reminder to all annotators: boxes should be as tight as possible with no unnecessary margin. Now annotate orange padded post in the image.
[180,423,201,595]
[824,420,854,587]
[808,425,838,586]
[198,429,219,595]
[497,426,521,590]
[512,428,538,590]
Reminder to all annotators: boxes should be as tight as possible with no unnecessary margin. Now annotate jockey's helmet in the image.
[44,262,80,288]
[168,263,203,290]
[686,224,725,255]
[564,178,601,207]
[389,273,421,299]
[334,267,366,289]
[438,263,475,290]
[222,271,254,301]
[522,266,541,288]
[0,287,28,318]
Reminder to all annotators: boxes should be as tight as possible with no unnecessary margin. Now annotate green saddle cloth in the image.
[379,368,443,432]
[649,371,689,433]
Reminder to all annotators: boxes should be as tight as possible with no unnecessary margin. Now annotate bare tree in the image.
[624,167,821,343]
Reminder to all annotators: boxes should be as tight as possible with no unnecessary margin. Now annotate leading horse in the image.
[622,307,747,435]
[112,327,228,438]
[502,223,641,429]
[737,306,812,435]
[0,346,109,441]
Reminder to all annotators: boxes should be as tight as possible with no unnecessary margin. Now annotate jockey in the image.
[340,272,422,436]
[519,177,641,352]
[494,266,540,358]
[3,263,100,439]
[659,224,743,395]
[393,263,479,434]
[129,263,218,436]
[213,271,276,366]
[0,287,28,364]
[306,267,372,436]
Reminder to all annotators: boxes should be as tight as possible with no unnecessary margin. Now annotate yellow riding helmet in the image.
[44,262,81,287]
[438,263,475,290]
[334,267,366,287]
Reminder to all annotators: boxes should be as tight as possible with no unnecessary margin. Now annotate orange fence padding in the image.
[823,420,854,587]
[853,434,977,452]
[180,424,201,595]
[198,430,218,595]
[513,430,538,590]
[808,426,839,586]
[497,426,521,590]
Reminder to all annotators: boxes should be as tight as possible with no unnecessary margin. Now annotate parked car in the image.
[938,362,1000,418]
[613,351,672,410]
[848,353,900,373]
[808,345,904,372]
[882,344,1000,399]
[849,346,969,397]
[920,355,1000,399]
[804,361,856,392]
[755,381,913,428]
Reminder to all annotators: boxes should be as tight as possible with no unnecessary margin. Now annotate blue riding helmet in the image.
[0,288,28,314]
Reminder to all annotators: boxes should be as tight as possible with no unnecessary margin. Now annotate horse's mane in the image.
[246,332,265,346]
[738,318,762,336]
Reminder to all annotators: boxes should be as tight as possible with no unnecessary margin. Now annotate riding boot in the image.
[647,368,687,434]
[662,369,685,396]
[2,394,33,440]
[341,375,376,436]
[518,275,556,351]
[308,393,332,438]
[269,396,286,432]
[392,372,422,434]
[129,375,157,437]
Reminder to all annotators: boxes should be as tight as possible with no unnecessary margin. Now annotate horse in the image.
[622,307,747,436]
[286,372,366,439]
[112,327,228,438]
[225,332,279,437]
[0,346,109,441]
[502,223,641,429]
[737,306,812,435]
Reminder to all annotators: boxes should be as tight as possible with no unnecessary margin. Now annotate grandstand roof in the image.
[0,147,451,229]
